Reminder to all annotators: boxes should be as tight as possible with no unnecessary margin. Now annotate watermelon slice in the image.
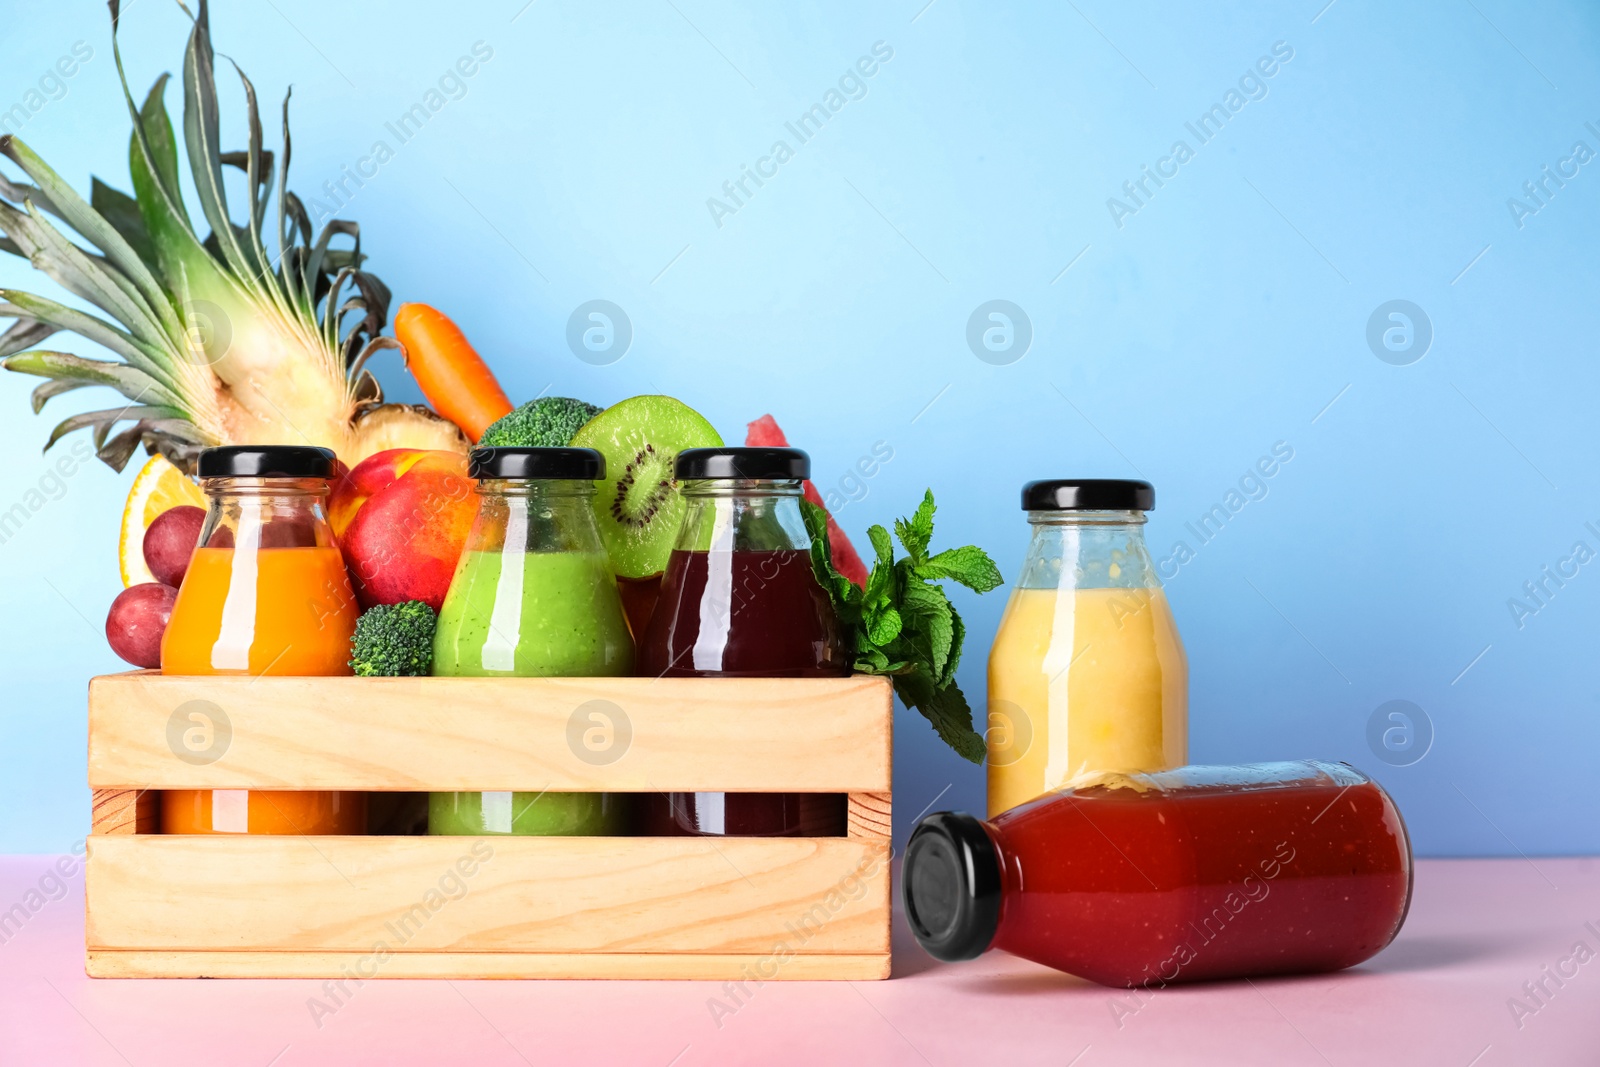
[747,414,870,587]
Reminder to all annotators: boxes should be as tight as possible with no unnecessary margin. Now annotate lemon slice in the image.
[119,455,206,586]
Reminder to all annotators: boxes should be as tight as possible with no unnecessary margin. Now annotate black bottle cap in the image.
[676,447,809,480]
[196,445,337,479]
[902,811,1003,962]
[468,447,605,480]
[1022,479,1155,512]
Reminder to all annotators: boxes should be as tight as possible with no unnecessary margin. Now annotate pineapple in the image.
[0,0,466,473]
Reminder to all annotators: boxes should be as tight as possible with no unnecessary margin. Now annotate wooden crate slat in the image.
[847,792,892,839]
[86,950,892,981]
[90,789,160,835]
[88,673,892,793]
[86,835,891,956]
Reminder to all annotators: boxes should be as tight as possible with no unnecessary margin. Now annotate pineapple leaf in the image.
[44,402,187,452]
[1,136,179,337]
[305,219,360,302]
[111,9,208,288]
[0,200,173,358]
[96,421,150,471]
[0,315,56,358]
[219,149,276,233]
[113,53,226,424]
[219,149,276,177]
[281,190,312,253]
[133,74,188,222]
[3,349,177,410]
[0,167,62,222]
[180,0,257,285]
[96,417,202,472]
[89,178,157,266]
[127,74,213,296]
[30,377,93,414]
[276,88,308,313]
[221,57,278,290]
[1,291,178,389]
[340,270,391,366]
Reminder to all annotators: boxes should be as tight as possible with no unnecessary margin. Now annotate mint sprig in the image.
[801,490,1003,763]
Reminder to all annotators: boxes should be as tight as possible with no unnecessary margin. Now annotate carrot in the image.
[392,303,514,441]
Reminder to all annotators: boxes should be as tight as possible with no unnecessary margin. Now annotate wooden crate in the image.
[85,672,893,980]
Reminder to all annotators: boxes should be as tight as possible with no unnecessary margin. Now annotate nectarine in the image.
[329,449,476,610]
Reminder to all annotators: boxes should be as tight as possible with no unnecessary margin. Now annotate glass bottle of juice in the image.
[904,761,1413,986]
[987,480,1187,816]
[160,446,365,835]
[638,448,849,837]
[430,447,633,836]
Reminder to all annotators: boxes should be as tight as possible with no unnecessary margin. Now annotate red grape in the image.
[143,505,205,587]
[106,583,177,669]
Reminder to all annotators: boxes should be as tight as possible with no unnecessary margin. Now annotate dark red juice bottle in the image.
[639,447,849,837]
[903,761,1412,986]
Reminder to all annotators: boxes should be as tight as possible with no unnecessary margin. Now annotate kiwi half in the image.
[570,396,722,578]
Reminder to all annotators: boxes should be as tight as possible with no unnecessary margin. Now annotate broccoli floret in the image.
[478,397,603,447]
[350,600,437,677]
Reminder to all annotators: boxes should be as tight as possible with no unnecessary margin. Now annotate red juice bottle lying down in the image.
[903,761,1412,986]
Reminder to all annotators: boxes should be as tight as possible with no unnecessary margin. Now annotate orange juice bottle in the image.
[160,446,365,835]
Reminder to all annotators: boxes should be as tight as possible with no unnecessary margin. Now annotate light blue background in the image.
[1,0,1595,856]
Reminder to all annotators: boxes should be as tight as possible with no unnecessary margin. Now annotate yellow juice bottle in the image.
[987,480,1187,816]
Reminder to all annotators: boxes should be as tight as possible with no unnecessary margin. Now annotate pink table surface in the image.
[0,855,1595,1066]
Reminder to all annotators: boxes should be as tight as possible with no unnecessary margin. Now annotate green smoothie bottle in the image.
[430,447,634,835]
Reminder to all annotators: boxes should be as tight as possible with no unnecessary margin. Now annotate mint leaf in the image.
[893,489,936,565]
[867,524,895,569]
[802,488,1001,764]
[864,555,896,612]
[900,582,954,681]
[866,605,903,645]
[894,669,986,764]
[801,498,833,566]
[917,545,1003,593]
[802,499,859,610]
[855,645,891,672]
[942,608,966,688]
